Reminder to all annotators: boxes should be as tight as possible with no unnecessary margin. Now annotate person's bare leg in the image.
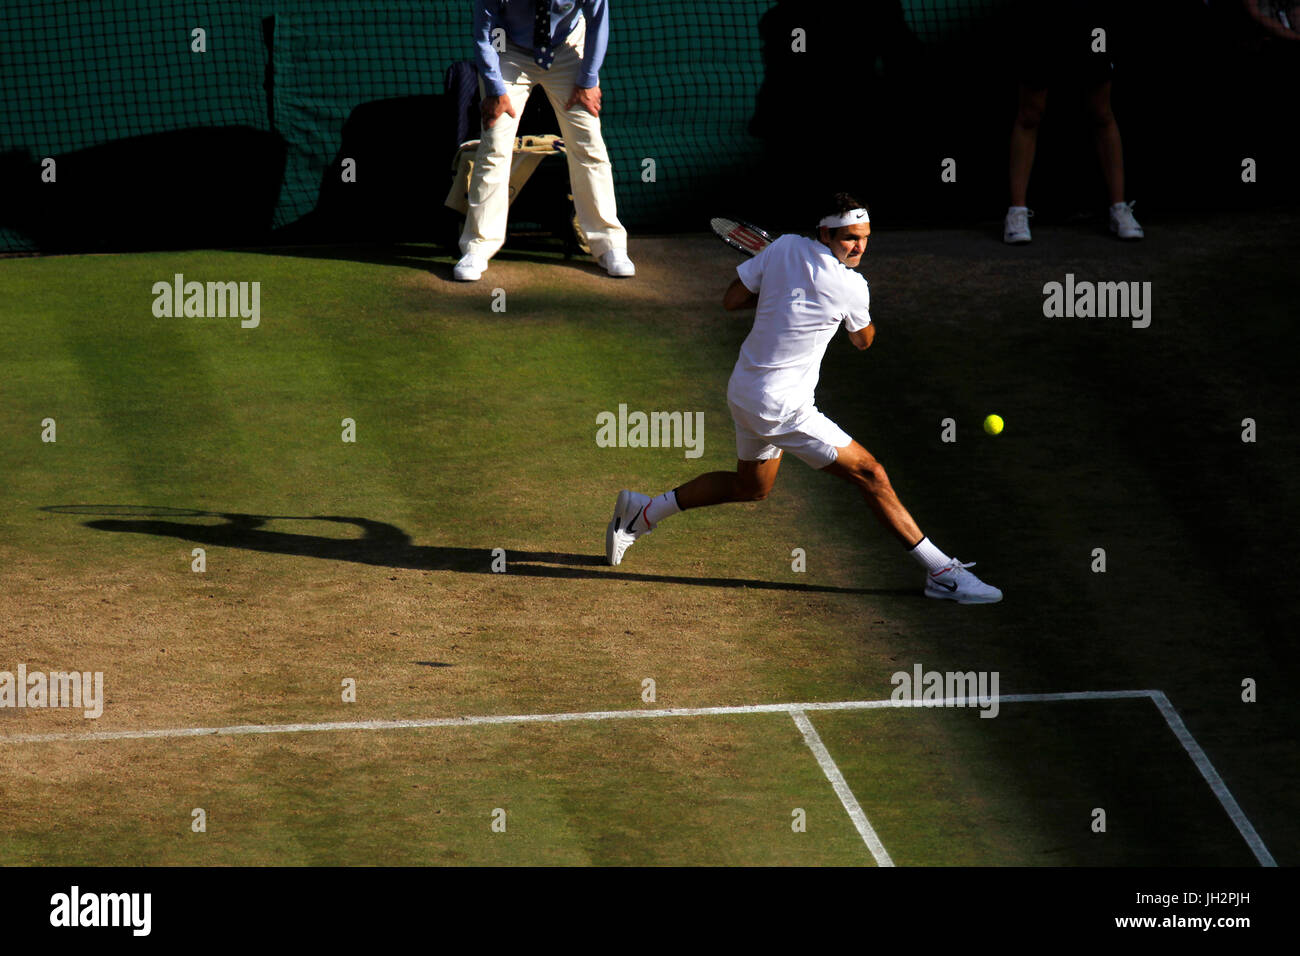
[822,442,1002,601]
[1086,80,1125,205]
[674,456,782,509]
[1010,85,1049,207]
[820,441,923,547]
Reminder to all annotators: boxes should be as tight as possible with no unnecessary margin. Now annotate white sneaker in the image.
[606,489,652,565]
[1109,201,1144,240]
[453,253,487,281]
[1003,207,1033,244]
[598,249,635,277]
[924,558,1003,604]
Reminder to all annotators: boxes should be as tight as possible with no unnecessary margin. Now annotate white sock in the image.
[1008,205,1028,213]
[908,536,953,574]
[640,490,681,530]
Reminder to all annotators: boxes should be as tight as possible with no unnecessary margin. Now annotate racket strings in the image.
[731,227,766,251]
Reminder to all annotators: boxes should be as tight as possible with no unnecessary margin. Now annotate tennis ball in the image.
[983,414,1004,436]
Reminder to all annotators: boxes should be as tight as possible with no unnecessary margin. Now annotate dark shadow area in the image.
[1118,0,1300,216]
[748,0,924,228]
[0,128,287,254]
[274,94,458,246]
[43,507,910,597]
[745,0,1299,230]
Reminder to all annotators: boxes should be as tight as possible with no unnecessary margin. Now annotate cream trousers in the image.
[459,17,628,260]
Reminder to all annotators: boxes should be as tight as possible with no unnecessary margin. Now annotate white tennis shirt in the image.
[727,234,871,422]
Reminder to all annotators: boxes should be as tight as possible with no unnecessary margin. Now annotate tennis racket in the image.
[711,216,776,257]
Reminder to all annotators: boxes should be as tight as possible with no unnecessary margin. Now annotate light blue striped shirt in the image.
[474,0,610,97]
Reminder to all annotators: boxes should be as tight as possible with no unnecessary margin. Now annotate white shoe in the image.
[924,558,1003,604]
[598,249,635,277]
[1003,207,1032,244]
[453,253,487,281]
[1109,201,1144,240]
[606,489,652,565]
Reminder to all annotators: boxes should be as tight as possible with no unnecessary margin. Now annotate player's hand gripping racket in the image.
[711,216,776,257]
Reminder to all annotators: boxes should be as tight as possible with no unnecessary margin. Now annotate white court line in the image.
[0,688,1274,866]
[0,690,1154,745]
[1149,691,1277,867]
[789,707,893,866]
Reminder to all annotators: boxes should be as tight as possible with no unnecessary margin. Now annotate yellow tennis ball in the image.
[983,414,1004,436]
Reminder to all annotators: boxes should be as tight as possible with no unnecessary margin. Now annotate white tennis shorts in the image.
[728,400,852,469]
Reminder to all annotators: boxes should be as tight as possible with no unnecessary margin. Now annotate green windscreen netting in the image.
[0,0,1014,252]
[0,0,269,154]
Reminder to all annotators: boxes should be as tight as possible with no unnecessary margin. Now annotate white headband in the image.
[818,208,869,229]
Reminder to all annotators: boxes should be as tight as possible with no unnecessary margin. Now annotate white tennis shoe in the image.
[453,253,487,281]
[606,489,652,565]
[598,249,636,277]
[1003,207,1033,244]
[1109,201,1144,240]
[924,558,1003,604]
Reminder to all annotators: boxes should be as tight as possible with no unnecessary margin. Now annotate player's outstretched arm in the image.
[848,324,875,350]
[723,278,758,311]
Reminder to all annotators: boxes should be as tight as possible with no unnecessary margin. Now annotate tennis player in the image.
[605,193,1002,604]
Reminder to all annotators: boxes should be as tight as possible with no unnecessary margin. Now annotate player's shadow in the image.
[48,508,903,596]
